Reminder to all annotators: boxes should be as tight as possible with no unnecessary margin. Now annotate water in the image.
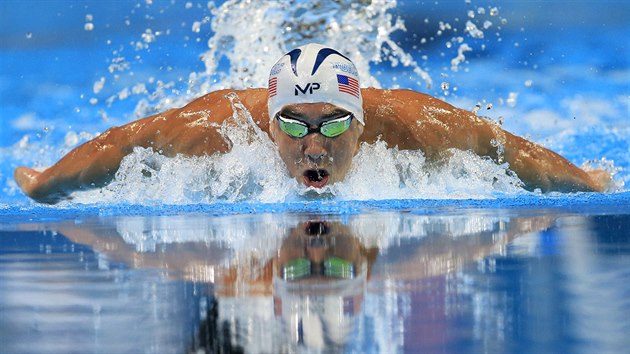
[1,0,630,352]
[1,207,629,353]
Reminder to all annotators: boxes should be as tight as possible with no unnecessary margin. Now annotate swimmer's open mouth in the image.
[303,169,330,188]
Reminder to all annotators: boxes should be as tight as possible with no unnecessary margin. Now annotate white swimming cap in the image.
[268,43,364,125]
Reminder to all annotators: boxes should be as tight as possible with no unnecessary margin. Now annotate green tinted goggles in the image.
[276,114,353,138]
[282,257,355,281]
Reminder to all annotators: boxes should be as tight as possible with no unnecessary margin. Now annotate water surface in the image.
[1,205,629,353]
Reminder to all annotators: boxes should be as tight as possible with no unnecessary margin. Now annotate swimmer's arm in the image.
[13,89,251,203]
[14,122,146,204]
[363,89,609,192]
[471,119,610,192]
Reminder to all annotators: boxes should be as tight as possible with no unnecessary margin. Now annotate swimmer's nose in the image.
[304,136,327,163]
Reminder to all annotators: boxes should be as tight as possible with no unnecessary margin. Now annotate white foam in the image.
[71,122,524,204]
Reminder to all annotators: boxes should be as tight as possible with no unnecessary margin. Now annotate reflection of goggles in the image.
[276,113,353,138]
[282,257,355,280]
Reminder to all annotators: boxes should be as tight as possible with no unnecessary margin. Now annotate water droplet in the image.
[490,7,499,16]
[84,23,94,31]
[486,103,493,110]
[85,14,93,22]
[506,92,518,107]
[441,82,450,90]
[192,21,201,33]
[185,2,193,9]
[89,98,98,105]
[524,80,533,87]
[142,29,156,43]
[25,32,33,39]
[93,77,106,94]
[467,10,475,18]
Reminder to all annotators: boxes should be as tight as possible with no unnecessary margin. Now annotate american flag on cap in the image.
[268,77,278,97]
[337,74,359,98]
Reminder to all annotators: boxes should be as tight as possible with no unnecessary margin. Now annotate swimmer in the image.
[14,43,611,203]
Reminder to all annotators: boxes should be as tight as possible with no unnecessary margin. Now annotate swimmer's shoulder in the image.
[181,88,268,113]
[151,88,270,129]
[361,87,456,111]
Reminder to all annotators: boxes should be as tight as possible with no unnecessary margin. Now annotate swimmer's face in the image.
[270,103,363,188]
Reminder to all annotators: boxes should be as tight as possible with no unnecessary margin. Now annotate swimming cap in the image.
[268,43,364,125]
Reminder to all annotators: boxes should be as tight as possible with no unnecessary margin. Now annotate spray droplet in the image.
[524,79,533,87]
[441,82,450,90]
[490,7,499,16]
[93,77,106,94]
[84,23,94,31]
[192,21,201,33]
[142,29,156,43]
[26,32,33,39]
[486,103,493,110]
[506,92,518,107]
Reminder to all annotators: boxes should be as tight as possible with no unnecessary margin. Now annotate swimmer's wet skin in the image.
[14,43,611,203]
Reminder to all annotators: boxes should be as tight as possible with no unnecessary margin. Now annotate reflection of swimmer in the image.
[32,213,554,352]
[272,221,376,350]
[14,43,611,203]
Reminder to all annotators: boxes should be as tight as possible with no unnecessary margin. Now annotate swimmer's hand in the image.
[584,169,614,192]
[14,167,70,204]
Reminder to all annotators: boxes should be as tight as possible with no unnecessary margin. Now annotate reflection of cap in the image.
[272,261,367,349]
[267,43,364,125]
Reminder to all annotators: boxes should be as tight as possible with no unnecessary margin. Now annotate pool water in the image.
[1,0,629,353]
[1,206,629,353]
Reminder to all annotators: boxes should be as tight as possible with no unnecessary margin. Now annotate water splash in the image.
[70,112,525,205]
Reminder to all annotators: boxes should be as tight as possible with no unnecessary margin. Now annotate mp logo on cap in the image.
[294,82,321,95]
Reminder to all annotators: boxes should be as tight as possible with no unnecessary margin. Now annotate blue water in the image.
[1,207,629,353]
[1,0,630,353]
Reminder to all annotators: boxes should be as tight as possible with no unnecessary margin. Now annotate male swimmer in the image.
[14,43,610,203]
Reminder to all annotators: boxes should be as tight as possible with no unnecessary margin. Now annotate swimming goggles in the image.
[276,113,353,138]
[282,257,355,280]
